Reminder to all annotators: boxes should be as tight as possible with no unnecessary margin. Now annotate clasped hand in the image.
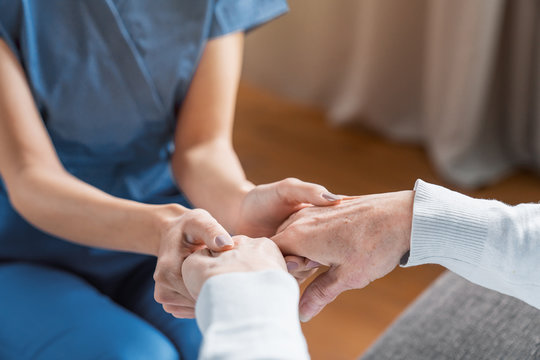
[154,179,414,323]
[153,178,341,318]
[273,190,414,321]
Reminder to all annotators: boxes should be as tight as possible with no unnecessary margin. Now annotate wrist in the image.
[401,190,414,252]
[227,180,255,233]
[147,203,188,256]
[392,190,414,264]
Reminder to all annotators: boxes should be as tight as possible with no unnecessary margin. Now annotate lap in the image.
[0,262,180,360]
[114,259,202,360]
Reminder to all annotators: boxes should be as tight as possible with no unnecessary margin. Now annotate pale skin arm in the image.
[0,39,203,256]
[172,33,251,234]
[0,32,338,318]
[172,33,343,237]
[0,38,234,320]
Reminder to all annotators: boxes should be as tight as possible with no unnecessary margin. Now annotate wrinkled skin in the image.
[272,190,414,321]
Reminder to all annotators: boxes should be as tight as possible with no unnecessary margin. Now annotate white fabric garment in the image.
[195,270,310,360]
[195,180,540,358]
[404,180,540,310]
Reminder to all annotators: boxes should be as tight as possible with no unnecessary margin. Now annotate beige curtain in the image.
[243,0,540,188]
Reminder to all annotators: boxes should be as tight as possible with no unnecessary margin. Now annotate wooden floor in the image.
[233,84,540,360]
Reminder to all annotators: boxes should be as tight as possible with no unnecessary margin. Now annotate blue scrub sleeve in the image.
[0,1,22,61]
[209,0,288,38]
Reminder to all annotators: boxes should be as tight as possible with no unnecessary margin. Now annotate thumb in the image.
[277,178,343,206]
[182,248,213,299]
[299,267,344,322]
[182,209,234,252]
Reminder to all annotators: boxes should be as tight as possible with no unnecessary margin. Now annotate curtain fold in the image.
[243,0,540,188]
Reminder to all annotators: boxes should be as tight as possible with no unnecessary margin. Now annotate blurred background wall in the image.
[242,0,540,188]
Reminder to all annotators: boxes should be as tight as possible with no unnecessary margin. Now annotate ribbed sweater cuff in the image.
[403,180,489,267]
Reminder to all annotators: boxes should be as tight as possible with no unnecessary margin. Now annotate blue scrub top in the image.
[0,0,288,267]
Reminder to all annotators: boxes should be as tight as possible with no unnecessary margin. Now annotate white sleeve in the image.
[402,179,540,309]
[195,270,310,360]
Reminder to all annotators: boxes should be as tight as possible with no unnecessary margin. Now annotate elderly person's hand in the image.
[181,235,287,300]
[272,191,414,322]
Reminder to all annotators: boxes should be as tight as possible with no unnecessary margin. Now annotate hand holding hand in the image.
[273,191,414,321]
[235,178,342,238]
[182,235,287,299]
[153,208,234,318]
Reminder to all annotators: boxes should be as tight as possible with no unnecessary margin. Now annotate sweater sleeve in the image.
[195,270,310,360]
[402,179,540,309]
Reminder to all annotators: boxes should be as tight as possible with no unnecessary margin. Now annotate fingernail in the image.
[299,300,314,322]
[185,234,195,244]
[322,192,343,202]
[306,260,321,269]
[215,234,233,247]
[286,261,299,271]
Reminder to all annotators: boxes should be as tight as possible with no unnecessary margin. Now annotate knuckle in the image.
[184,209,208,224]
[154,260,180,285]
[232,235,249,245]
[153,268,164,283]
[281,177,301,187]
[191,208,210,219]
[276,178,299,197]
[311,282,330,302]
[190,210,217,229]
[312,280,341,302]
[263,238,281,252]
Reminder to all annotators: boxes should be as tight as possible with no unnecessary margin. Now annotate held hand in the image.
[234,178,343,238]
[272,191,414,321]
[182,235,287,299]
[153,208,233,319]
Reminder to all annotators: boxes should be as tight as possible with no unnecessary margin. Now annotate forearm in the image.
[170,33,249,233]
[404,180,540,309]
[7,165,184,255]
[172,139,254,233]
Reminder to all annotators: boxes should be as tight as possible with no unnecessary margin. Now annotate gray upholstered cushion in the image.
[360,272,540,360]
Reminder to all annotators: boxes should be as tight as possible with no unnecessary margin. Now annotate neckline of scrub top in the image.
[84,0,166,120]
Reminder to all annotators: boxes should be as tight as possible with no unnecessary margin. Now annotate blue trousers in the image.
[0,260,201,360]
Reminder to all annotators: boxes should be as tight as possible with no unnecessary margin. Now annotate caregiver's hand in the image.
[235,178,342,284]
[272,191,414,322]
[235,178,343,238]
[182,235,287,300]
[153,208,234,319]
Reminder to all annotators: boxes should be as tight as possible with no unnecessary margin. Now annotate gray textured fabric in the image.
[360,272,540,360]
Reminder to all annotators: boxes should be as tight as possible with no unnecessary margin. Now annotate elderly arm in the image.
[273,180,540,321]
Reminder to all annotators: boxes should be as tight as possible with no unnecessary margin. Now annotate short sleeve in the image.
[0,0,23,61]
[209,0,288,38]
